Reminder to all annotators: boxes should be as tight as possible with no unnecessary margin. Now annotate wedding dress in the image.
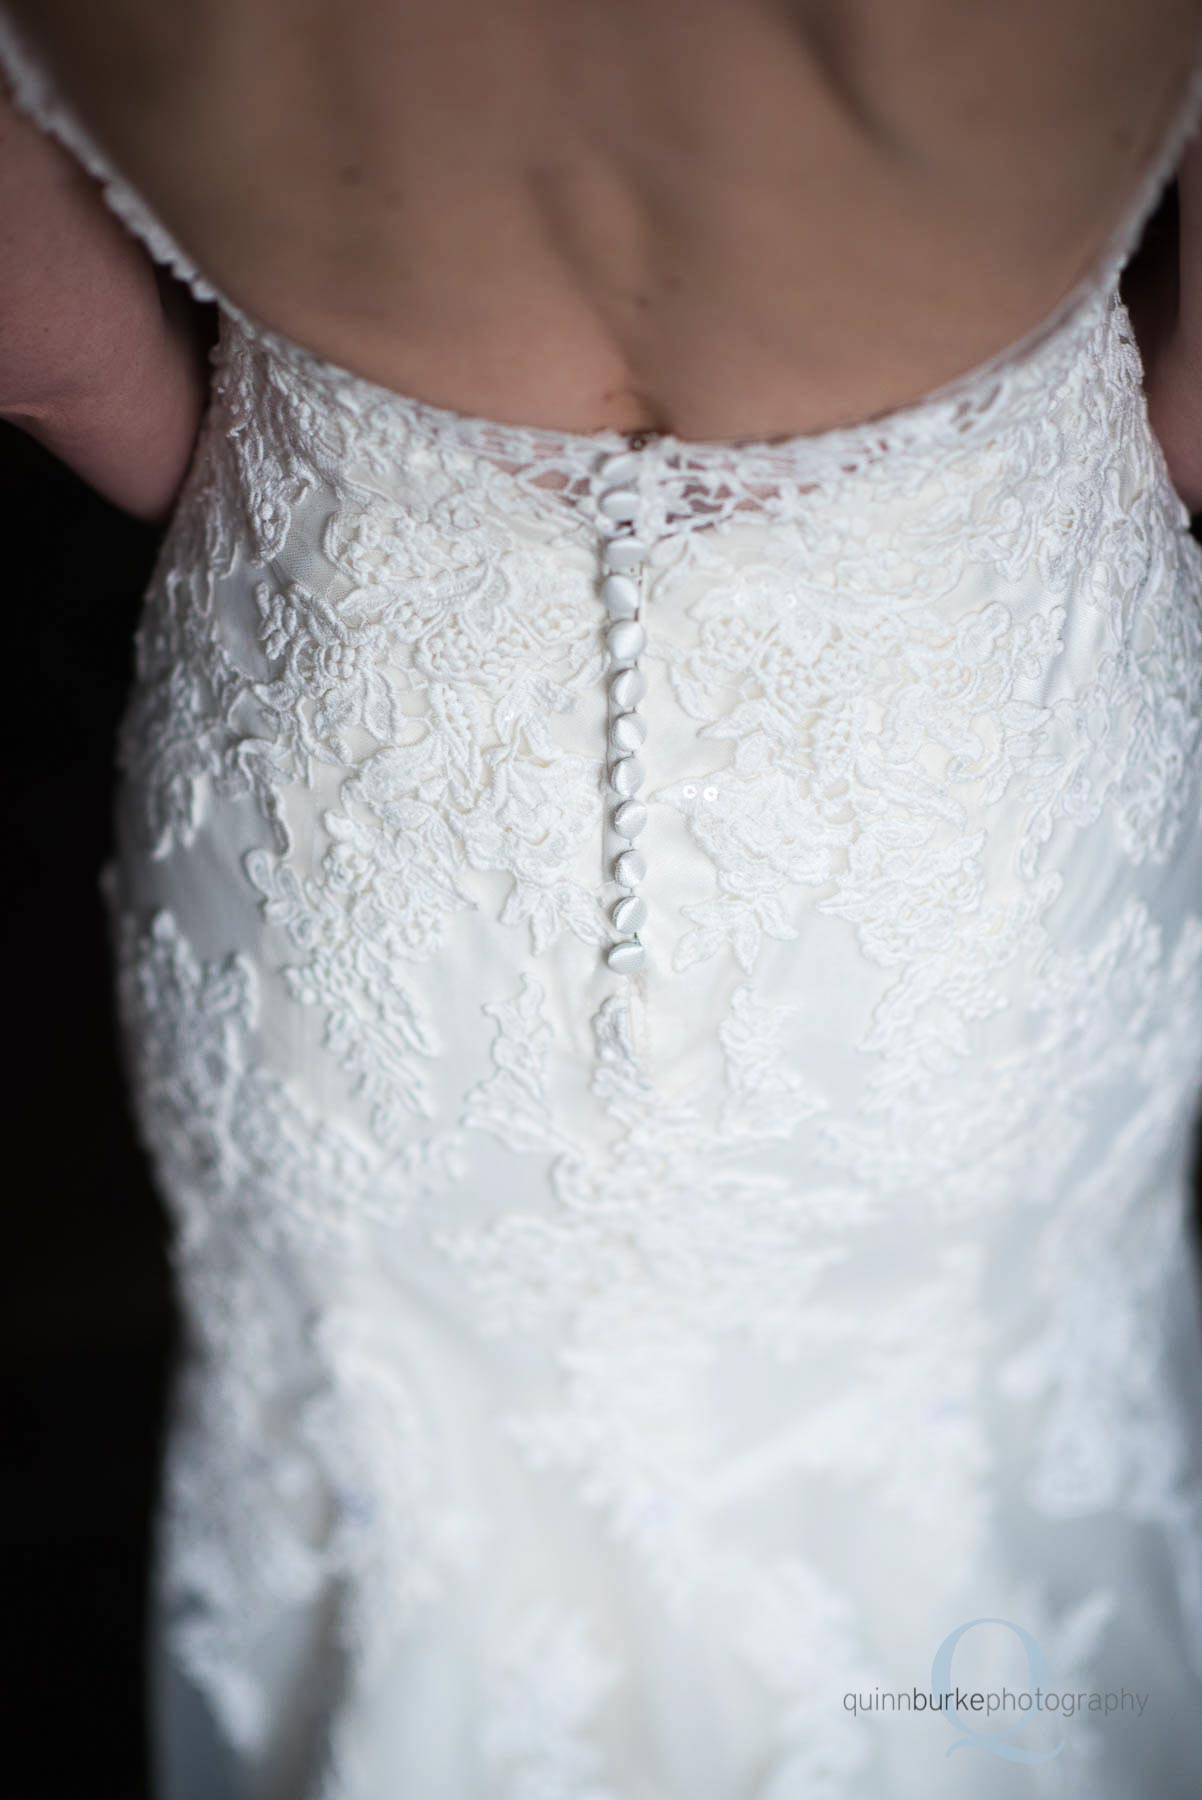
[5,14,1202,1797]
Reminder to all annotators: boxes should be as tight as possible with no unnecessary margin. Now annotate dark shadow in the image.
[0,423,174,1800]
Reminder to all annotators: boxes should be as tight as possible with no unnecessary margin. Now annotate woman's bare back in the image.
[7,0,1202,441]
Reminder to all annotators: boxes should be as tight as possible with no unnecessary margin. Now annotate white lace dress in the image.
[6,16,1202,1798]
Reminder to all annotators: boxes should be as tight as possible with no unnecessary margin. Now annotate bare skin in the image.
[0,86,211,519]
[3,0,1202,516]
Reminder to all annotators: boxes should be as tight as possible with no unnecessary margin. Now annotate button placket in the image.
[595,439,653,976]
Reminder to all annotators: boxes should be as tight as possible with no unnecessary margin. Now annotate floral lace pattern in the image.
[6,8,1202,1792]
[99,273,1202,1796]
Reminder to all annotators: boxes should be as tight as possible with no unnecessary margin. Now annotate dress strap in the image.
[1106,39,1202,279]
[0,7,217,304]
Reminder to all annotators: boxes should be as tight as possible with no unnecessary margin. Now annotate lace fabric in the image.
[6,11,1202,1798]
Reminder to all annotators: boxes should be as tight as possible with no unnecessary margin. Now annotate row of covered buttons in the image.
[596,440,652,975]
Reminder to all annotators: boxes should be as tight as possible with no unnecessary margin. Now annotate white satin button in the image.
[606,939,645,974]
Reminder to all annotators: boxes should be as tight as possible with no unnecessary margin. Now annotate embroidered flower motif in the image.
[103,283,1202,1791]
[14,6,1202,1789]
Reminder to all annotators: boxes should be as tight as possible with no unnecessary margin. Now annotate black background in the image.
[2,423,171,1800]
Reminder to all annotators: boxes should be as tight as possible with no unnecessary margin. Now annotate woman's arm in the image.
[0,77,211,523]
